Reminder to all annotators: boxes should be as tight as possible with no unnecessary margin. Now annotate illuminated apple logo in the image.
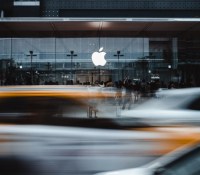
[91,47,107,66]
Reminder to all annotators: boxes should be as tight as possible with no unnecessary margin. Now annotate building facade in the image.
[0,0,200,86]
[1,0,200,17]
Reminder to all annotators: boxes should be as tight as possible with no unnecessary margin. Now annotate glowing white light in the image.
[91,47,107,66]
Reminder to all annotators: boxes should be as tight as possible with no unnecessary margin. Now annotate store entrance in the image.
[75,69,112,85]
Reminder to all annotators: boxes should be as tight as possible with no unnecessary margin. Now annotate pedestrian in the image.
[115,80,123,105]
[122,78,133,110]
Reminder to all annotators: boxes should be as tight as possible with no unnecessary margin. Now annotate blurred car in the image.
[94,141,200,175]
[1,124,200,175]
[120,88,200,126]
[0,85,116,122]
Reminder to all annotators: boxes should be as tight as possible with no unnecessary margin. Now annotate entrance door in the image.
[75,69,111,85]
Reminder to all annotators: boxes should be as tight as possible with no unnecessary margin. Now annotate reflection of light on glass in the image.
[148,70,151,73]
[168,65,171,69]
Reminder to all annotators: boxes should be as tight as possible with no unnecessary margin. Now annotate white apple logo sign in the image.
[91,47,107,66]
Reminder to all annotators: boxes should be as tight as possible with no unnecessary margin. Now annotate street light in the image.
[67,51,77,81]
[26,50,37,84]
[114,51,124,81]
[168,64,172,81]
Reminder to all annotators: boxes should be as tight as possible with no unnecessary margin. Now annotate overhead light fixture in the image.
[91,22,107,67]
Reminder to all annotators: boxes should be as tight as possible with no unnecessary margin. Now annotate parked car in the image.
[94,141,200,175]
[120,88,200,126]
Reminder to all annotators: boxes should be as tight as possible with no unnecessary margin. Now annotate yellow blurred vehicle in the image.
[0,85,115,122]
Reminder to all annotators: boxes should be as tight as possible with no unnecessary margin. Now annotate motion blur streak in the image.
[0,86,200,175]
[0,125,200,174]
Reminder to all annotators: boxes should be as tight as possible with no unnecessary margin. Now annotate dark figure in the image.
[115,80,123,105]
[122,79,133,110]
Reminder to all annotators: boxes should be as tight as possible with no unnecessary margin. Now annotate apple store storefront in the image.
[0,37,177,85]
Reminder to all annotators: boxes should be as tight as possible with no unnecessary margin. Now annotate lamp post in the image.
[168,64,172,81]
[114,51,124,81]
[67,51,77,82]
[26,50,37,84]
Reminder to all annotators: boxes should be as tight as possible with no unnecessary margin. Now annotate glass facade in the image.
[0,37,181,85]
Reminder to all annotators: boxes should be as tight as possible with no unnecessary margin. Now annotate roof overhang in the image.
[0,17,200,38]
